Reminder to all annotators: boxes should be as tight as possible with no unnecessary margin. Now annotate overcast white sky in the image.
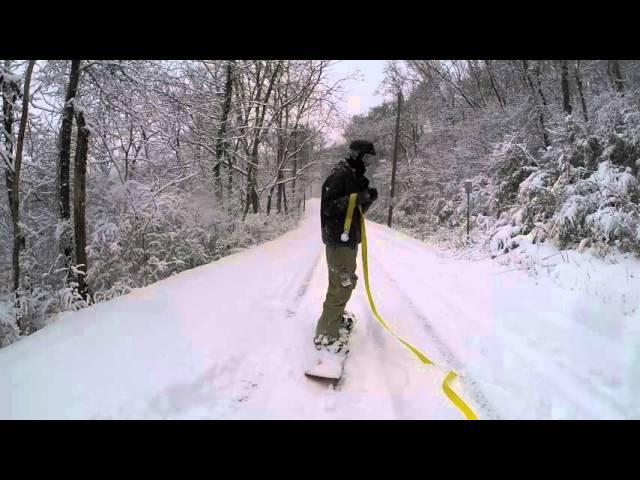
[325,60,389,144]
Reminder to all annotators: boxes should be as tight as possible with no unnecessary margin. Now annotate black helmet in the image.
[349,140,376,156]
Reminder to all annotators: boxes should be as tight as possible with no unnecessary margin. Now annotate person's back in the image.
[320,159,370,248]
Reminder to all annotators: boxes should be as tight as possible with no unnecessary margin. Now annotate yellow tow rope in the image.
[343,193,478,420]
[341,191,358,242]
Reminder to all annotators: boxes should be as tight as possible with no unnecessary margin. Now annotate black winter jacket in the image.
[320,160,373,248]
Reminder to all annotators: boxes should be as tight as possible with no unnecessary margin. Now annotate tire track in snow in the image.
[391,251,628,419]
[154,236,324,418]
[368,253,500,420]
[286,246,324,314]
[341,293,405,418]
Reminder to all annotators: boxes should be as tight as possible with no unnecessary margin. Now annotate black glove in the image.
[368,187,378,201]
[356,190,372,205]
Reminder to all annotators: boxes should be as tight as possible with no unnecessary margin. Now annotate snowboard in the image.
[304,312,356,384]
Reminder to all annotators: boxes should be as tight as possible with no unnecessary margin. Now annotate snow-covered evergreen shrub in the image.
[592,92,640,173]
[550,161,639,253]
[490,137,540,216]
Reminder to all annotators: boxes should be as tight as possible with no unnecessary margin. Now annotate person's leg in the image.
[315,245,358,342]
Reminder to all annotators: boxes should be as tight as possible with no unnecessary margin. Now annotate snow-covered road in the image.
[1,199,638,419]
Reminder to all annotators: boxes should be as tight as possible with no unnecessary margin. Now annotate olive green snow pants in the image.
[315,244,358,340]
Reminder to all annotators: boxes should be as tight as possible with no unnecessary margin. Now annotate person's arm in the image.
[359,188,378,214]
[322,172,377,216]
[321,172,351,217]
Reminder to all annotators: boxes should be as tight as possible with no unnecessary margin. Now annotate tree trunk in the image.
[561,60,572,115]
[291,128,297,203]
[214,61,234,204]
[275,99,284,215]
[486,60,506,108]
[266,184,275,215]
[282,182,288,213]
[244,61,282,219]
[4,61,35,333]
[522,60,549,148]
[608,60,625,93]
[3,61,19,248]
[276,171,283,213]
[58,60,82,275]
[3,61,19,214]
[124,149,129,182]
[73,109,90,301]
[534,61,549,108]
[227,141,236,212]
[140,126,151,161]
[467,60,487,107]
[244,63,264,219]
[574,60,589,122]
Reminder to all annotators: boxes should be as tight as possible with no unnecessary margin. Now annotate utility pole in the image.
[465,181,472,240]
[387,90,402,228]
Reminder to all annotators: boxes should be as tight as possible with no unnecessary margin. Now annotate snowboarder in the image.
[313,140,378,353]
